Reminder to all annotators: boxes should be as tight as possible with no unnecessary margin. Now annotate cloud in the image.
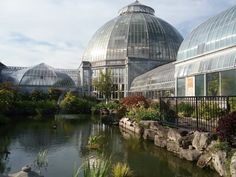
[0,0,235,68]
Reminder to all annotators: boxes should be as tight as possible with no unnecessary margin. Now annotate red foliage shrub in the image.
[120,95,149,108]
[216,112,236,144]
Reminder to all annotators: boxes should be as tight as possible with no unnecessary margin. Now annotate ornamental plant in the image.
[216,112,236,145]
[121,96,149,110]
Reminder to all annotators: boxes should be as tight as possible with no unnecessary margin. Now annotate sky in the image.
[0,0,235,69]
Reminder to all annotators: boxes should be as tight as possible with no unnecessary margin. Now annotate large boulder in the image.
[119,118,142,135]
[154,135,167,148]
[179,148,201,161]
[2,166,43,177]
[179,133,194,149]
[230,152,236,177]
[197,153,212,168]
[154,126,168,148]
[167,129,182,143]
[211,150,228,177]
[167,141,180,154]
[192,131,211,151]
[143,129,157,141]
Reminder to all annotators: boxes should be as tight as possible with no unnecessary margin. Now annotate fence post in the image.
[175,98,178,128]
[159,97,162,122]
[196,97,199,130]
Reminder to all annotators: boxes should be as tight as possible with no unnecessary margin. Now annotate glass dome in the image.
[82,1,183,63]
[177,5,236,62]
[13,63,76,87]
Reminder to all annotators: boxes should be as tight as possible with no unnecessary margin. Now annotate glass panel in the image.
[195,75,204,96]
[206,72,219,96]
[221,69,236,96]
[177,78,185,96]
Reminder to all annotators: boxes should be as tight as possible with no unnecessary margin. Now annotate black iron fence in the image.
[159,96,236,132]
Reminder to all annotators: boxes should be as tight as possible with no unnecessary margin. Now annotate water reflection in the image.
[0,115,220,177]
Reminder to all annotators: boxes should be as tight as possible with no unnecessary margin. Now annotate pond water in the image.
[0,115,219,177]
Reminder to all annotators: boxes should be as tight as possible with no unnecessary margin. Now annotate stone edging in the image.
[119,117,236,177]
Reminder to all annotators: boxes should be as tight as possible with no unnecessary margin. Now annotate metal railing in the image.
[159,96,236,132]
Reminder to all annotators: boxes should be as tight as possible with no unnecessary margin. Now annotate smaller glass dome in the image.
[14,63,76,87]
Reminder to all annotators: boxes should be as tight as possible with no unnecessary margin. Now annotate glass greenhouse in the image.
[130,62,175,98]
[1,63,78,92]
[81,0,183,99]
[176,5,236,96]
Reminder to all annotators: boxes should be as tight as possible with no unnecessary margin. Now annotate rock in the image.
[192,131,211,151]
[149,121,161,130]
[119,118,142,135]
[167,129,182,143]
[230,152,236,177]
[167,141,180,154]
[211,150,228,177]
[179,133,194,149]
[154,135,167,148]
[21,166,31,172]
[197,153,212,168]
[143,129,156,141]
[8,171,43,177]
[179,148,201,161]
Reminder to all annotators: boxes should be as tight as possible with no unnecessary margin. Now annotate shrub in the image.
[197,102,224,120]
[121,96,149,109]
[178,102,194,117]
[0,89,14,114]
[60,92,96,114]
[30,90,49,101]
[48,88,63,101]
[127,106,159,122]
[11,101,36,115]
[35,100,58,116]
[216,112,236,144]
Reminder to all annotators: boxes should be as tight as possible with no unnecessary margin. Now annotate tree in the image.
[92,70,113,101]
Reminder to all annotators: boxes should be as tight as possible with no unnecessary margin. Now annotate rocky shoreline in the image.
[119,117,236,177]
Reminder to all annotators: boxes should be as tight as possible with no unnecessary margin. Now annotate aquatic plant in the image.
[112,162,133,177]
[33,150,48,174]
[73,156,111,177]
[87,135,105,150]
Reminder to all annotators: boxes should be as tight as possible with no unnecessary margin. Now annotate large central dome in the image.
[82,1,183,63]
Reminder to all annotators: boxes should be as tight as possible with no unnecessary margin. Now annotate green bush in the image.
[0,89,14,113]
[91,101,123,115]
[193,102,224,120]
[178,102,194,117]
[35,100,58,116]
[60,92,96,114]
[127,106,159,122]
[11,101,36,115]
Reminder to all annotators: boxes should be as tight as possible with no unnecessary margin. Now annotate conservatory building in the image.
[1,63,79,92]
[80,1,183,99]
[176,5,236,96]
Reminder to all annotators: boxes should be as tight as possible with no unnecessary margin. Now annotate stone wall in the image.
[119,117,236,177]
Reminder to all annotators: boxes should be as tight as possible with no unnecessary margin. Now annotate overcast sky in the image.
[0,0,235,69]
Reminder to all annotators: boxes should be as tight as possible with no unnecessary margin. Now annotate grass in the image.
[112,162,133,177]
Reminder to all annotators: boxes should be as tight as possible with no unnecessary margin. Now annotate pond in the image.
[0,115,219,177]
